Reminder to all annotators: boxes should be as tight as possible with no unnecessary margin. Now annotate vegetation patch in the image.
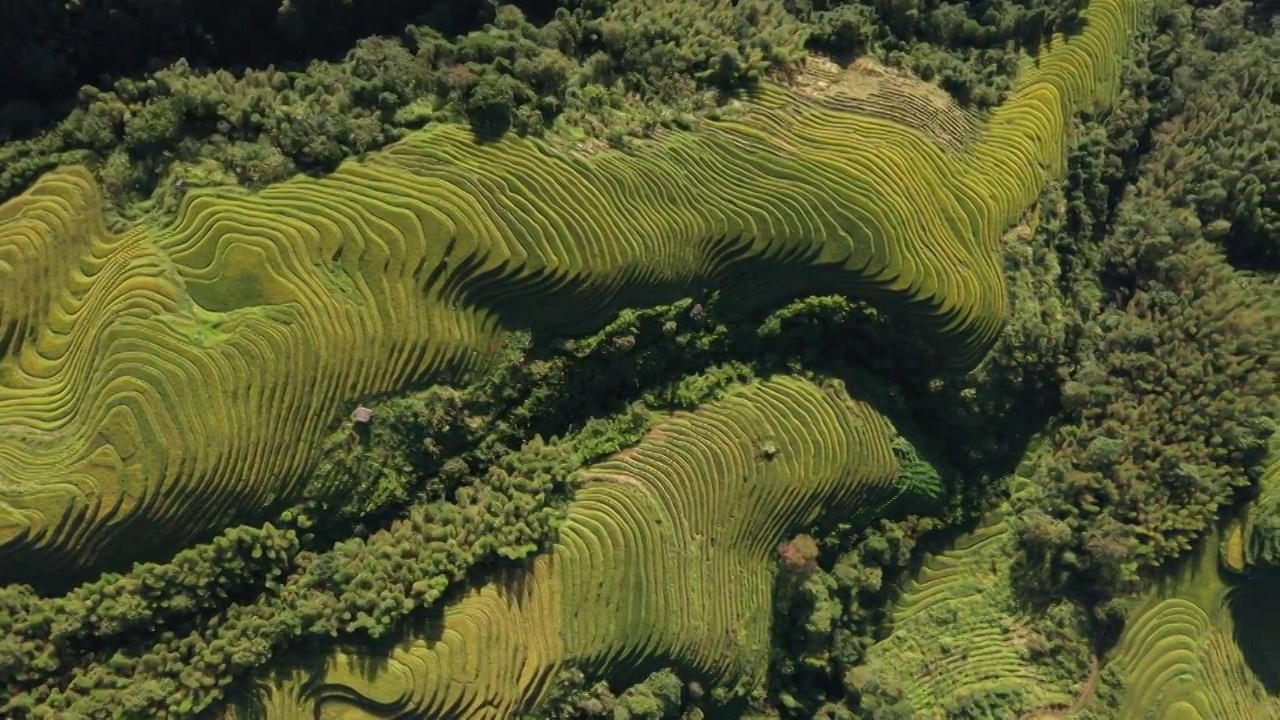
[1012,0,1278,603]
[1,0,1091,229]
[0,0,1275,719]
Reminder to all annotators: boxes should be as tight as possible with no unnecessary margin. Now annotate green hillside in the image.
[0,0,1131,577]
[0,0,1275,718]
[227,375,923,718]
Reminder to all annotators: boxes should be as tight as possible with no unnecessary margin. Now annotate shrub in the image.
[778,534,822,575]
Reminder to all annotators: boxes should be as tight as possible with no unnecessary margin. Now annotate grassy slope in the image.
[0,0,1133,578]
[860,509,1095,718]
[4,0,1275,719]
[1100,533,1280,719]
[226,375,914,717]
[209,0,1145,715]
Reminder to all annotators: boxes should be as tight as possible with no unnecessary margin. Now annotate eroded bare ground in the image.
[784,55,979,153]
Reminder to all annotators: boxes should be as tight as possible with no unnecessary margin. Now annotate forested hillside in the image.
[0,0,1275,719]
[1,0,1083,227]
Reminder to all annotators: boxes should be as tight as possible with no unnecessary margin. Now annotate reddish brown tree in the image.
[777,534,820,575]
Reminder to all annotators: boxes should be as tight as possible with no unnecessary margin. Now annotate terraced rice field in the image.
[0,0,1143,579]
[1106,444,1280,718]
[225,375,915,718]
[791,56,979,153]
[863,512,1084,717]
[1105,532,1280,720]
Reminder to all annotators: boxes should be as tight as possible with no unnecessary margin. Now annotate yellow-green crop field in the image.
[227,375,909,717]
[862,512,1089,717]
[10,0,1253,716]
[0,0,1136,578]
[1101,529,1280,719]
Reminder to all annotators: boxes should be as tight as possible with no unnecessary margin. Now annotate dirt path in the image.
[1019,654,1102,720]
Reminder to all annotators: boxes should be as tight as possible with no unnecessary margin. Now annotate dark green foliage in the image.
[0,0,490,111]
[0,524,300,688]
[888,435,946,513]
[1015,217,1275,597]
[1018,234,1275,594]
[306,297,737,530]
[842,662,913,719]
[566,0,805,90]
[1013,0,1279,601]
[0,0,1084,229]
[942,684,1027,719]
[310,373,654,528]
[1138,1,1280,269]
[521,667,619,719]
[1019,602,1098,694]
[1245,492,1280,573]
[525,666,704,719]
[611,669,685,720]
[769,515,943,717]
[1081,665,1126,719]
[798,0,1090,108]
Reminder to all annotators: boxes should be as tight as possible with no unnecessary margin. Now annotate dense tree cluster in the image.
[1139,1,1279,269]
[1017,232,1274,595]
[767,516,941,717]
[1013,0,1278,602]
[1244,493,1280,573]
[0,524,301,686]
[0,0,491,113]
[526,667,705,719]
[0,0,1086,230]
